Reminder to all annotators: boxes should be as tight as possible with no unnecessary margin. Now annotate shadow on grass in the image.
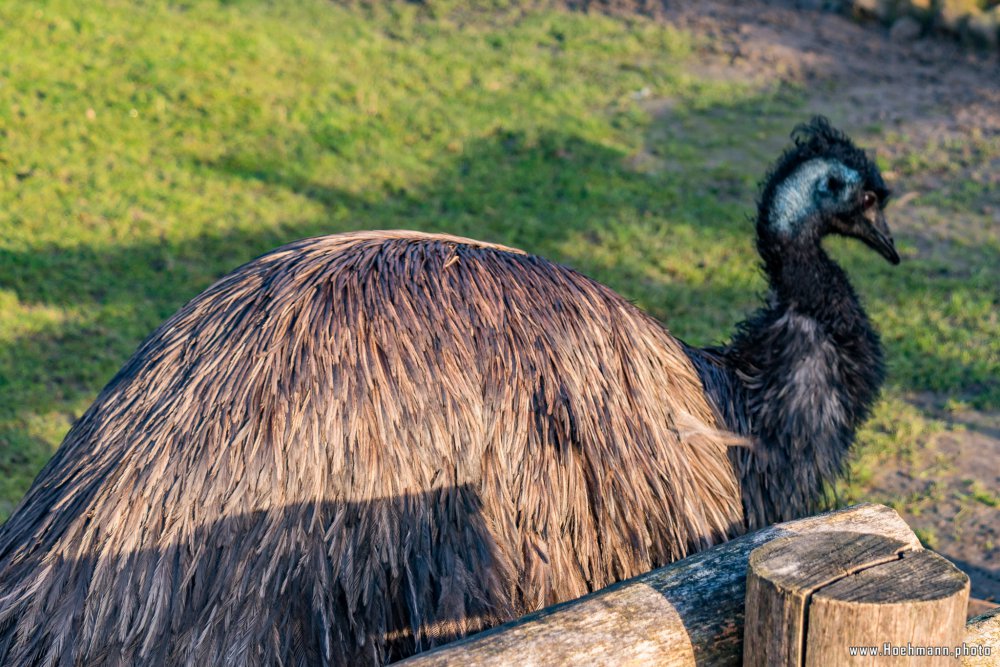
[0,127,752,441]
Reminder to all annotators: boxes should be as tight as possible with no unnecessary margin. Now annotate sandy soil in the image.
[879,399,1000,618]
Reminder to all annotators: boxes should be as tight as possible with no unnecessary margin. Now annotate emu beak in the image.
[859,201,900,265]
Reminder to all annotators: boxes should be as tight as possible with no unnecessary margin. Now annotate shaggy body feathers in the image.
[0,231,742,666]
[0,119,895,666]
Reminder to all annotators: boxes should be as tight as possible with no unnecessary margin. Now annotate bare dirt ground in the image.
[580,0,1000,616]
[891,398,1000,618]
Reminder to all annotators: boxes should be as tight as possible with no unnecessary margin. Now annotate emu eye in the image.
[862,191,877,210]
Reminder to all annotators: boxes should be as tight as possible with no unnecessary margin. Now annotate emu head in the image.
[756,117,900,266]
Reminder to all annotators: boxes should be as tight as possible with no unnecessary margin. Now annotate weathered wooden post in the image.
[744,531,970,666]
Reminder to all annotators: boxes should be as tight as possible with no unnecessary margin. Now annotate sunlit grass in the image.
[1,0,996,519]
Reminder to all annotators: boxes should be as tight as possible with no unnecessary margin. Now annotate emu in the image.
[0,118,897,666]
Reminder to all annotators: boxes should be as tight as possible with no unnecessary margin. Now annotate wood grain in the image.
[744,531,913,666]
[807,550,969,666]
[745,531,969,667]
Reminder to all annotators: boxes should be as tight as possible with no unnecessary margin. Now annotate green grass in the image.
[1,0,997,520]
[914,527,940,551]
[967,480,1000,508]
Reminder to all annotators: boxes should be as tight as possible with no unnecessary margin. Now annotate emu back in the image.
[0,231,742,666]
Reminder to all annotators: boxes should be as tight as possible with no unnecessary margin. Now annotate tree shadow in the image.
[0,126,755,471]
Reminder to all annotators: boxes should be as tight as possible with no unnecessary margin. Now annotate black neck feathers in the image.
[691,238,885,528]
[682,117,895,528]
[760,232,863,325]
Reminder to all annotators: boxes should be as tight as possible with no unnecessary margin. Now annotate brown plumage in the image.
[0,230,744,666]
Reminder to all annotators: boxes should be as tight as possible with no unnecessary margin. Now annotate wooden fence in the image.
[395,504,998,666]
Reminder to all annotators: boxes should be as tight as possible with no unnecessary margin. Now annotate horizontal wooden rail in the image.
[396,503,922,666]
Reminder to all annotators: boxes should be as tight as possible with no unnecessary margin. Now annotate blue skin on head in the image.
[769,159,862,235]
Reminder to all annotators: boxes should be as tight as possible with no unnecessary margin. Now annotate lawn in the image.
[0,0,997,537]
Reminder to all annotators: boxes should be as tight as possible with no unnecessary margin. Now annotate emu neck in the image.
[763,237,858,325]
[720,236,885,528]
